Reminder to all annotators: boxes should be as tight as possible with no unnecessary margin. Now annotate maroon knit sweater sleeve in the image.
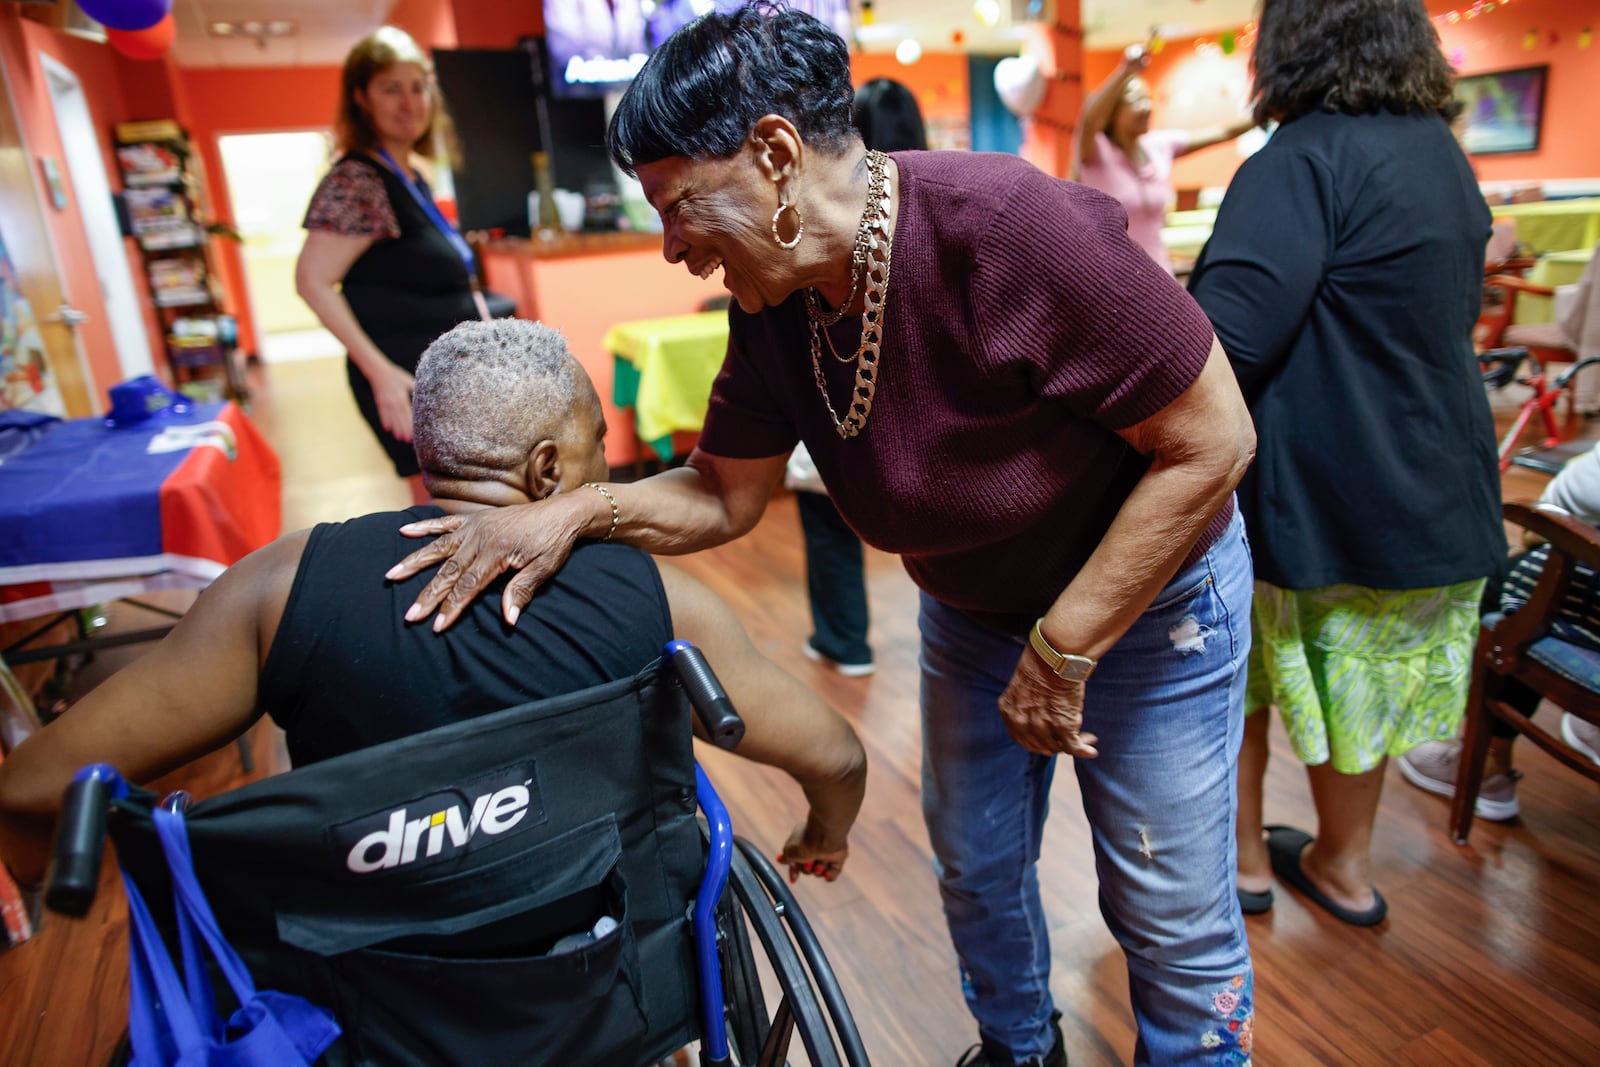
[969,168,1217,429]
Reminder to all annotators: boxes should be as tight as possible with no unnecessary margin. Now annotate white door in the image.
[218,130,341,362]
[39,53,155,380]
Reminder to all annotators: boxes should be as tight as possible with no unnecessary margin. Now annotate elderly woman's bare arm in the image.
[997,341,1255,755]
[388,450,788,630]
[1048,340,1253,655]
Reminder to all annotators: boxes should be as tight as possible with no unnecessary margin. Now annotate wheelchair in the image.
[45,641,869,1067]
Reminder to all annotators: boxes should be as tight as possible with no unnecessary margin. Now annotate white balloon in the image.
[994,55,1046,118]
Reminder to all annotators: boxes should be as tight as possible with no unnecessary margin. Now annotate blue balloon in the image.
[78,0,172,33]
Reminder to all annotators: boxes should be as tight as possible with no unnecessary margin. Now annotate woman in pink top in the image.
[1075,47,1254,272]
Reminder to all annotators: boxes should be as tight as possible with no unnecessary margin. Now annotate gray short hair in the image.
[412,319,581,480]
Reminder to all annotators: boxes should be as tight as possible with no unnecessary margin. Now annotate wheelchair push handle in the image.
[665,641,745,750]
[45,764,127,918]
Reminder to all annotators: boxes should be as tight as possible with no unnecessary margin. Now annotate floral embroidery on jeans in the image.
[1200,973,1254,1064]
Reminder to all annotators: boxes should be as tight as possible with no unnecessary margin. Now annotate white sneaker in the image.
[1560,714,1600,766]
[802,640,875,678]
[1398,740,1521,821]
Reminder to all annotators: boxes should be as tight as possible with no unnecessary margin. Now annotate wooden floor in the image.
[3,358,1600,1066]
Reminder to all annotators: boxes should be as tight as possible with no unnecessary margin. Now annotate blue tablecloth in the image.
[0,403,227,571]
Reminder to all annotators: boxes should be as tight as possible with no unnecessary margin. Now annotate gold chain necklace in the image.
[804,150,891,329]
[809,150,892,439]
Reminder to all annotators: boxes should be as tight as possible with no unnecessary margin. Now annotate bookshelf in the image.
[114,119,247,403]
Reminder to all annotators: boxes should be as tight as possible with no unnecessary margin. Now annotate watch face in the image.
[1058,656,1094,682]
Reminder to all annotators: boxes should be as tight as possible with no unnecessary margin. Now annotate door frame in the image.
[37,51,155,382]
[0,48,91,415]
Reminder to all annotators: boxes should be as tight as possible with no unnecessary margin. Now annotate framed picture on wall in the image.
[1453,65,1547,155]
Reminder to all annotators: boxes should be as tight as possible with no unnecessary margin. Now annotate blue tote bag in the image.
[122,804,340,1067]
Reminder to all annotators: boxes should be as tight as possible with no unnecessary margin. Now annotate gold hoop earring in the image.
[771,202,804,250]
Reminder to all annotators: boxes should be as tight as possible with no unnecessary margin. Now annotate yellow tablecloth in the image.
[1514,247,1596,326]
[1491,198,1600,255]
[604,312,729,459]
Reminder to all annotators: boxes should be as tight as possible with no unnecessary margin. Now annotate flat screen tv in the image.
[544,0,853,98]
[433,48,616,235]
[1453,65,1546,156]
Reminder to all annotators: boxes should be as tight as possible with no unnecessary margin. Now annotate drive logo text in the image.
[332,761,546,875]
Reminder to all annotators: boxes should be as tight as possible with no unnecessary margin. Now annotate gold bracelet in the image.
[581,482,618,542]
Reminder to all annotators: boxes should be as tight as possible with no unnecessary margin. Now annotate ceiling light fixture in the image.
[974,0,1002,28]
[207,20,297,49]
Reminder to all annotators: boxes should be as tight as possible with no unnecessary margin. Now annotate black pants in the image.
[796,491,871,665]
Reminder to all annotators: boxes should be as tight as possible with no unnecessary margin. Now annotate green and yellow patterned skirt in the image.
[1245,579,1486,774]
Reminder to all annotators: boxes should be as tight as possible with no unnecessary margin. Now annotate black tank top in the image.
[260,507,674,766]
[337,154,480,374]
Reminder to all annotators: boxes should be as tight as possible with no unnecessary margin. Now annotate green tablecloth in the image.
[1491,198,1600,255]
[605,311,729,462]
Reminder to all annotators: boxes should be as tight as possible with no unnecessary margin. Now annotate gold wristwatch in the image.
[1029,619,1097,682]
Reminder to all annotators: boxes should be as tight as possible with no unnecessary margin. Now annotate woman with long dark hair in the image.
[1189,0,1502,926]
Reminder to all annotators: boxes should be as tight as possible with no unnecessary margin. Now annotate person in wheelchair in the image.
[0,317,867,895]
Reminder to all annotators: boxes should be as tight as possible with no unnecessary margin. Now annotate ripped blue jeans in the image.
[919,509,1254,1065]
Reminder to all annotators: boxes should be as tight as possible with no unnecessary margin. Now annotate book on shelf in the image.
[125,186,200,249]
[116,141,184,186]
[147,258,209,307]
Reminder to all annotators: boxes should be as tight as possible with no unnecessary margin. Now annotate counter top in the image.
[479,230,663,261]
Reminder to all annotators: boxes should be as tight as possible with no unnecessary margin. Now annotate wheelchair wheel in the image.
[714,838,869,1067]
[716,888,767,1064]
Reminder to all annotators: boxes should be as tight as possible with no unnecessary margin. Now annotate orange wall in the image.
[1087,0,1600,193]
[1434,0,1600,182]
[387,0,460,48]
[177,66,344,359]
[1,9,138,406]
[451,0,543,46]
[851,51,970,148]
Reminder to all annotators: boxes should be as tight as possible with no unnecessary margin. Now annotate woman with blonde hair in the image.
[1075,46,1253,273]
[296,26,481,504]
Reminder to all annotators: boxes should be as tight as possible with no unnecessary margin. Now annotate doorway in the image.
[217,131,338,363]
[39,53,154,381]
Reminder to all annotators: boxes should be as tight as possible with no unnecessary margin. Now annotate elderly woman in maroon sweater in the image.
[387,7,1256,1066]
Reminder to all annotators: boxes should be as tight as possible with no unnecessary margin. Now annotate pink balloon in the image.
[78,0,172,33]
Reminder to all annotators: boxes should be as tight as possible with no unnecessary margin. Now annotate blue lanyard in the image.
[375,148,476,279]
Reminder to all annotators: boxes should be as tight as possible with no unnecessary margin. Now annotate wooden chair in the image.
[1453,501,1600,842]
[1478,258,1599,470]
[1483,218,1536,277]
[1475,274,1573,357]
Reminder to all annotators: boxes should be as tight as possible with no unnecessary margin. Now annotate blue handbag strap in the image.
[152,807,261,1007]
[124,868,206,1060]
[374,147,476,278]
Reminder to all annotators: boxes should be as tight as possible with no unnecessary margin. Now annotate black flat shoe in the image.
[1237,885,1274,915]
[1265,825,1387,927]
